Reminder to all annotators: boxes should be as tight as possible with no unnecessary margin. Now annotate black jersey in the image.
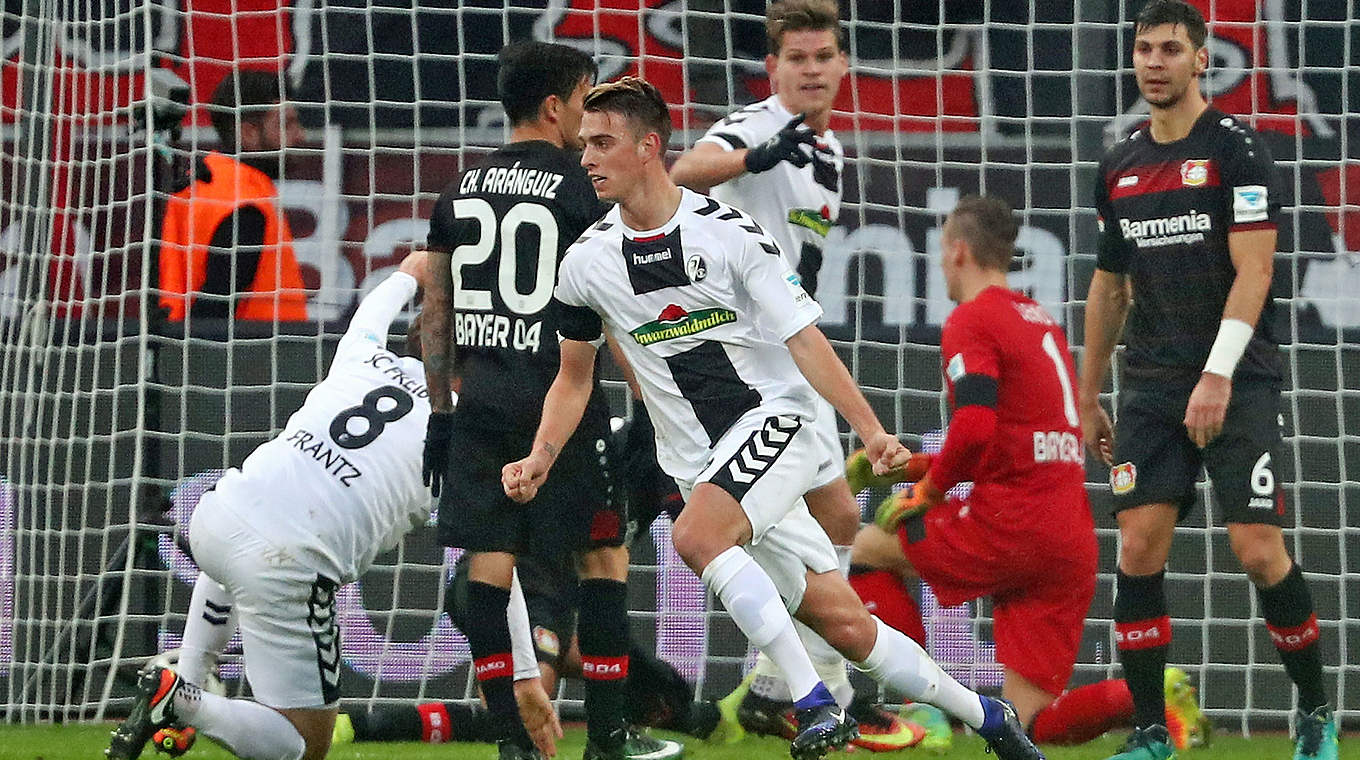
[427,140,610,429]
[1094,107,1282,383]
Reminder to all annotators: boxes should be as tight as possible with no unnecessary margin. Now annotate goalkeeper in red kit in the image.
[852,196,1207,749]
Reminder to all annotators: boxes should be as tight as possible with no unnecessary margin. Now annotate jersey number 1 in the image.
[1041,332,1080,428]
[450,198,558,315]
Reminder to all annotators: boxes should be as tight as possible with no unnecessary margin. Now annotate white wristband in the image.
[1203,318,1253,377]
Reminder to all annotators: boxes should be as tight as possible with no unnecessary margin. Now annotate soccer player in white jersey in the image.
[671,2,921,744]
[104,252,513,760]
[502,77,1046,760]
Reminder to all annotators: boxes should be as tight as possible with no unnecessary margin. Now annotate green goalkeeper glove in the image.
[874,473,944,531]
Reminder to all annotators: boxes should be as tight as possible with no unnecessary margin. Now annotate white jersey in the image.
[209,272,438,583]
[698,95,844,278]
[555,188,824,481]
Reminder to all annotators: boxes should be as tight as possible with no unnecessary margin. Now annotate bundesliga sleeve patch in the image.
[1233,185,1269,223]
[946,353,966,382]
[784,271,811,304]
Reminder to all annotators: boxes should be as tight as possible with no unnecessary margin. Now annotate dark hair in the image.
[1135,0,1208,49]
[209,69,286,151]
[583,76,672,147]
[766,0,845,55]
[947,195,1019,271]
[497,42,598,127]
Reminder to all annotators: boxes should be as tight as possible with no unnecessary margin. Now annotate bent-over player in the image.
[108,254,437,760]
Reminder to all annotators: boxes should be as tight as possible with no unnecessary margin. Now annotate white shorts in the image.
[189,494,342,709]
[809,395,844,491]
[681,410,840,611]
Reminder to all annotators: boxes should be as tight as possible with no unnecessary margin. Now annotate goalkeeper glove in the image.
[743,114,816,173]
[874,474,944,531]
[423,412,456,497]
[845,449,934,494]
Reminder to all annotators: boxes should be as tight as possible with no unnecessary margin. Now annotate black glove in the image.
[743,113,815,174]
[423,412,456,497]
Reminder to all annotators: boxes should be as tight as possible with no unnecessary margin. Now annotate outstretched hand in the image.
[514,677,563,757]
[744,113,816,173]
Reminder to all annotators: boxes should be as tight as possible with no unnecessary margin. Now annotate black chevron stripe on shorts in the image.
[708,415,802,503]
[307,575,341,704]
[201,598,232,626]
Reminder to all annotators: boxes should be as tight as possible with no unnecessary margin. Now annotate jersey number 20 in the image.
[450,198,558,315]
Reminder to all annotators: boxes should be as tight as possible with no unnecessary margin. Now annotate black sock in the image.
[1115,570,1170,730]
[626,643,695,731]
[462,580,530,747]
[349,702,483,743]
[1257,563,1328,713]
[577,578,630,744]
[350,705,421,742]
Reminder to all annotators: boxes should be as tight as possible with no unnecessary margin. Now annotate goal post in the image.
[0,0,1355,729]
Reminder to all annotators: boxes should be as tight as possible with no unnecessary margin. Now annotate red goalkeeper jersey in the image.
[931,286,1087,513]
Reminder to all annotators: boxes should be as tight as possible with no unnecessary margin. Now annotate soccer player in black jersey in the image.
[1080,4,1336,760]
[420,42,682,760]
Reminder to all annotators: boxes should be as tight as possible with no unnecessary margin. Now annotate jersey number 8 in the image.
[330,385,414,449]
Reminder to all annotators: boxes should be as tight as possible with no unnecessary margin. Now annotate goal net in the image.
[1,0,1355,731]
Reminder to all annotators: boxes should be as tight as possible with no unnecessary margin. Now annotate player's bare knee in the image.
[1117,526,1173,574]
[669,514,719,570]
[1228,523,1290,585]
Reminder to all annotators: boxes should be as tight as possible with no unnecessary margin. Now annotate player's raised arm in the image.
[671,114,814,191]
[502,336,598,503]
[337,250,426,356]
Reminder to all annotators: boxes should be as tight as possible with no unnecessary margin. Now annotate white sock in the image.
[854,617,985,729]
[178,573,237,686]
[701,547,823,703]
[749,652,792,701]
[834,544,853,578]
[749,629,853,707]
[795,619,853,707]
[174,682,306,760]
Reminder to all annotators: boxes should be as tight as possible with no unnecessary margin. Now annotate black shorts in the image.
[445,551,578,668]
[436,406,625,555]
[518,551,579,667]
[1111,378,1287,525]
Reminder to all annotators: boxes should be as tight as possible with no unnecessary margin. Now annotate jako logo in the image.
[475,658,509,676]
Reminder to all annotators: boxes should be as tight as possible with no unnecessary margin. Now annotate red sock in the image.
[848,569,927,647]
[1031,679,1134,745]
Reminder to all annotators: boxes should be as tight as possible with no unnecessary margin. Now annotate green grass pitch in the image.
[0,724,1344,760]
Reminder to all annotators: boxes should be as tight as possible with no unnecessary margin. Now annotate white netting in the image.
[0,0,1355,730]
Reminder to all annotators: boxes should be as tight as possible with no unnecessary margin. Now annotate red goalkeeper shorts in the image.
[897,493,1097,696]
